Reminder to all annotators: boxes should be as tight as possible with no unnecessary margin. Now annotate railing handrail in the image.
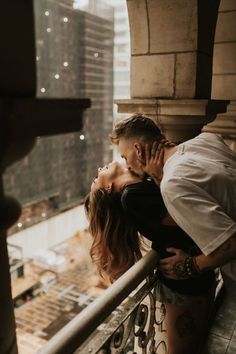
[38,249,159,354]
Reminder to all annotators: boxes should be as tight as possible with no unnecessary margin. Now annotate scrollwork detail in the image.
[90,281,168,354]
[109,285,167,353]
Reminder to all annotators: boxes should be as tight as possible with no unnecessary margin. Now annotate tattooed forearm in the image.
[218,239,231,254]
[173,261,188,279]
[196,232,236,272]
[172,257,202,279]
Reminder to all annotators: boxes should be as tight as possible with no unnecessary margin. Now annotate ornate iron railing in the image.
[38,250,168,354]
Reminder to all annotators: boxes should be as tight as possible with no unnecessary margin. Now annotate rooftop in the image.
[13,231,108,354]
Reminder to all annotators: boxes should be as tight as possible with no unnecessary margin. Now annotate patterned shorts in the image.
[155,279,214,305]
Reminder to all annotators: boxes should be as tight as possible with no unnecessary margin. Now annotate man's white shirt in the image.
[161,132,236,281]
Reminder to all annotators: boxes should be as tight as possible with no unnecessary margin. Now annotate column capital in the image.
[115,98,228,142]
[203,101,236,138]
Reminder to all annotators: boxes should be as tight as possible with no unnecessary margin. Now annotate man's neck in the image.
[163,145,178,165]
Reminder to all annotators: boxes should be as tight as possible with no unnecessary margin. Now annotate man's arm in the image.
[159,179,236,279]
[196,231,236,272]
[159,232,236,280]
[161,178,236,256]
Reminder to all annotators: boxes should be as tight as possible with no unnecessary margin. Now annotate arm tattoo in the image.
[172,260,188,279]
[172,257,201,279]
[218,239,231,253]
[205,234,236,268]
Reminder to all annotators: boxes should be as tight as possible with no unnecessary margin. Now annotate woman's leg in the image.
[164,297,211,354]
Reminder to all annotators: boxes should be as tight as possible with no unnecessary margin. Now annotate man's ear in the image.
[134,142,144,161]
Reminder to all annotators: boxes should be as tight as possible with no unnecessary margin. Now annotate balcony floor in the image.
[203,287,236,354]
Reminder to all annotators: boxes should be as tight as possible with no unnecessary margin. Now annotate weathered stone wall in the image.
[212,0,236,99]
[127,0,219,99]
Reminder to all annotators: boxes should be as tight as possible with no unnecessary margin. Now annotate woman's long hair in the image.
[84,189,142,282]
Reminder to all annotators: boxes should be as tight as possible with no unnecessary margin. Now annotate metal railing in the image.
[38,250,161,354]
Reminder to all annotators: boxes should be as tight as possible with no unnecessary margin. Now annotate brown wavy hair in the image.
[84,189,143,282]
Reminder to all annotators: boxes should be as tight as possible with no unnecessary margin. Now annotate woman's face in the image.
[90,161,125,193]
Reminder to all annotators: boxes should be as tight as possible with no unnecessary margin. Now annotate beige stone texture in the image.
[115,98,158,114]
[203,101,236,138]
[203,115,236,137]
[127,0,149,55]
[175,52,197,98]
[157,114,210,142]
[115,98,227,142]
[225,139,236,152]
[215,12,236,42]
[175,52,213,98]
[147,0,197,53]
[116,98,227,117]
[213,43,236,74]
[131,55,175,98]
[147,0,219,55]
[212,75,236,100]
[219,0,236,11]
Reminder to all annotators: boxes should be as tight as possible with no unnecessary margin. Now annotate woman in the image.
[85,161,216,354]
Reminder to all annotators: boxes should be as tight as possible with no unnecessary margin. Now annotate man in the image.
[110,114,236,291]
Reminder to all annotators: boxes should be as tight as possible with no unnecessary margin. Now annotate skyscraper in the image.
[113,0,131,106]
[3,0,114,230]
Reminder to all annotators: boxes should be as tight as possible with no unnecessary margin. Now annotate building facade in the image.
[3,0,114,232]
[113,0,130,105]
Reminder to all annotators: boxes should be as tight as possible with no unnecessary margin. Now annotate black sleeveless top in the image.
[121,180,215,296]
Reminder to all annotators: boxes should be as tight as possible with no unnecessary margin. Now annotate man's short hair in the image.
[110,114,164,144]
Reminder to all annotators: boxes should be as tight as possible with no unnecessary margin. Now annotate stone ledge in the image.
[115,98,228,141]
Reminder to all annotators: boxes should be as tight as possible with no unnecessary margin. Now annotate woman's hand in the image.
[141,139,175,184]
[142,141,165,184]
[159,247,191,280]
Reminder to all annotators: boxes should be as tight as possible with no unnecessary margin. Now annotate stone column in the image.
[203,101,236,152]
[115,0,228,142]
[204,0,236,151]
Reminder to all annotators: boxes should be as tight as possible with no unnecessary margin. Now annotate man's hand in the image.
[159,247,191,280]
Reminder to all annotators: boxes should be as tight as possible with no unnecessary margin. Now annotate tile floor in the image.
[203,286,236,354]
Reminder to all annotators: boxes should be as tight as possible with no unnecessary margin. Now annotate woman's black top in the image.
[121,180,215,296]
